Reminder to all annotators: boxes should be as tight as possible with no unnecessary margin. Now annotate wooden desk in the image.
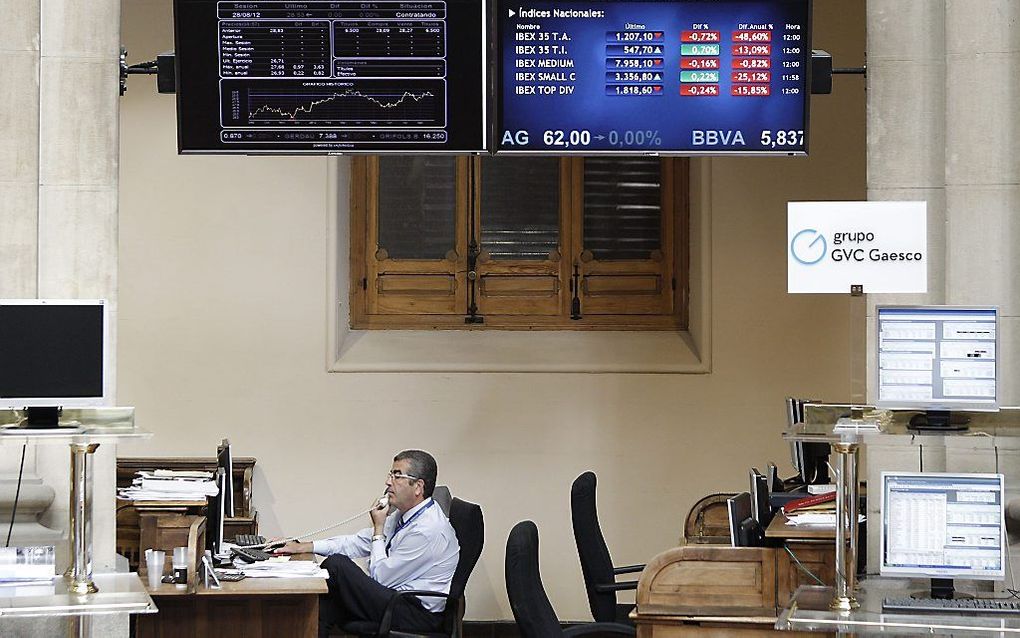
[136,557,328,638]
[632,541,836,637]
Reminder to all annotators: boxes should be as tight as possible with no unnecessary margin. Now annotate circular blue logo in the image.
[790,229,827,265]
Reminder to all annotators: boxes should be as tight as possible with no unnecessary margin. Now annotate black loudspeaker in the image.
[811,50,832,94]
[157,52,176,94]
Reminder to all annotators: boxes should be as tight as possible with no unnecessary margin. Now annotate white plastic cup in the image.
[172,547,188,588]
[145,549,165,589]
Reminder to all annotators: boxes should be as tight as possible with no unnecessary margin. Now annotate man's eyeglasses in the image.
[387,470,421,482]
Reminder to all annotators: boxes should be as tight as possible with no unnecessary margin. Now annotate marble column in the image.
[944,0,1020,402]
[865,0,1020,574]
[0,1,123,634]
[866,0,947,306]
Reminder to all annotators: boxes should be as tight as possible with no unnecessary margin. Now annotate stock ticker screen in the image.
[174,0,487,153]
[496,0,812,154]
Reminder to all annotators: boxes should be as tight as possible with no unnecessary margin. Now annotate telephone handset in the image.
[263,494,391,551]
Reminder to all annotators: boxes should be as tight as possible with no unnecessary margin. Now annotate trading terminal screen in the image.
[881,472,1005,580]
[876,306,998,410]
[174,0,487,153]
[496,0,811,154]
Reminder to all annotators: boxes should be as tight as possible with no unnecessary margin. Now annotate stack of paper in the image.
[786,513,866,526]
[118,469,218,501]
[237,558,327,579]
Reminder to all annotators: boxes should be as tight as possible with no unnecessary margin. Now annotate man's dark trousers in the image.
[319,554,445,638]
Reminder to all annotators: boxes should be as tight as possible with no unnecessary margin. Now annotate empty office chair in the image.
[571,472,644,624]
[506,521,635,638]
[338,497,484,638]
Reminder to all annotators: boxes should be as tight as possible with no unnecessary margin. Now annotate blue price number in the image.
[759,130,804,148]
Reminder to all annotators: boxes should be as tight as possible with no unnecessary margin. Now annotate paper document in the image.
[237,558,327,579]
[118,470,220,501]
[786,513,866,526]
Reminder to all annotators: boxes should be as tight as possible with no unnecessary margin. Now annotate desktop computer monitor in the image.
[881,472,1005,599]
[0,299,109,426]
[217,439,234,517]
[785,397,830,486]
[876,306,998,430]
[207,468,226,557]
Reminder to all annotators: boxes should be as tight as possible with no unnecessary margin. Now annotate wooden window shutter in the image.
[474,156,569,317]
[573,157,676,316]
[365,156,469,316]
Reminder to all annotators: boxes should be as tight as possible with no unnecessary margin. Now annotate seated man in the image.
[277,450,460,638]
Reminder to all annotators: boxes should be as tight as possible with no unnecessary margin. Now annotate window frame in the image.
[349,156,689,330]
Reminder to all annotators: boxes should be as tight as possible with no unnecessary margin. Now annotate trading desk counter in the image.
[778,580,1020,635]
[632,544,833,637]
[136,555,327,638]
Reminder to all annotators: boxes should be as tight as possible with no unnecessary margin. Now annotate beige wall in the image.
[118,0,865,620]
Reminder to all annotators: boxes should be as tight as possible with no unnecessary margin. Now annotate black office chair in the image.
[340,497,484,638]
[570,472,644,625]
[506,521,635,638]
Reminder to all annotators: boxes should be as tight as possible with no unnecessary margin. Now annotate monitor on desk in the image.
[217,439,234,517]
[207,468,226,557]
[876,306,998,430]
[0,299,109,427]
[880,472,1005,599]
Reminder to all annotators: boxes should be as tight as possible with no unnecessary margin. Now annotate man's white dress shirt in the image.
[313,497,460,612]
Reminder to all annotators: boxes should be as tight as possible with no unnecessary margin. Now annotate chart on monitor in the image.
[174,0,486,153]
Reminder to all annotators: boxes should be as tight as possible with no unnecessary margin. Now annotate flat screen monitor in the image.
[217,439,235,517]
[876,306,998,429]
[207,469,227,556]
[496,0,811,154]
[0,300,109,411]
[881,472,1005,598]
[174,0,488,153]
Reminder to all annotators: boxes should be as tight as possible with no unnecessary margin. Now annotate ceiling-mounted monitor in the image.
[495,0,811,154]
[173,0,487,153]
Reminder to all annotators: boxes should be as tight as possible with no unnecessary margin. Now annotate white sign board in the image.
[788,201,927,294]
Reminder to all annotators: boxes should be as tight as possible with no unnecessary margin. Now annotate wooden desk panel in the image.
[137,558,327,638]
[138,594,318,638]
[635,545,836,637]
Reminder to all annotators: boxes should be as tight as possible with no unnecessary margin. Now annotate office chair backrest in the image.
[505,521,562,638]
[434,485,453,516]
[444,497,484,634]
[571,471,617,622]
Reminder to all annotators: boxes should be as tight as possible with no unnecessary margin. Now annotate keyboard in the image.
[231,546,273,562]
[883,596,1020,614]
[234,534,266,547]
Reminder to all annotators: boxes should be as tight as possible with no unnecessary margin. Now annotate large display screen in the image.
[496,0,811,154]
[174,0,487,153]
[876,306,998,412]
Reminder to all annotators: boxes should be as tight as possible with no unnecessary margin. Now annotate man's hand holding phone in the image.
[369,495,389,534]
